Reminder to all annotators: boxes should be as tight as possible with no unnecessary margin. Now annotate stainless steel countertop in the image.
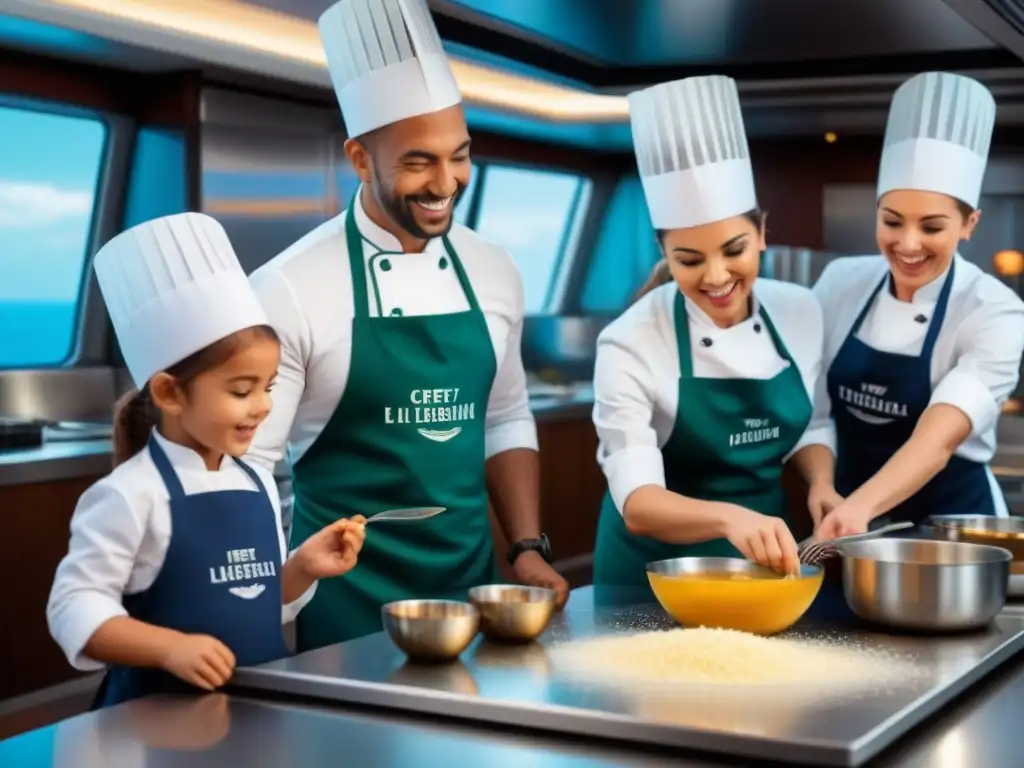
[233,584,1024,767]
[0,388,595,488]
[4,604,1024,767]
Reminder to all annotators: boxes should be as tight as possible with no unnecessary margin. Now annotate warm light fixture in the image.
[824,131,837,143]
[6,0,630,123]
[993,249,1024,277]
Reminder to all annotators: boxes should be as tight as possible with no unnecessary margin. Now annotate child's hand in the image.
[298,516,366,580]
[162,634,236,690]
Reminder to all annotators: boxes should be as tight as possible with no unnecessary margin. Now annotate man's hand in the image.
[511,551,569,609]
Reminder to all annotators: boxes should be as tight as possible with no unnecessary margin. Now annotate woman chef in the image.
[591,75,838,587]
[46,213,364,708]
[813,72,1024,539]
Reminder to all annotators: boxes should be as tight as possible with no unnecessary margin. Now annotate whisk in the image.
[797,521,914,565]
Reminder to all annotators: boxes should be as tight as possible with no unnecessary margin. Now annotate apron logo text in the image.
[837,383,908,418]
[384,388,477,442]
[729,417,781,446]
[210,547,276,599]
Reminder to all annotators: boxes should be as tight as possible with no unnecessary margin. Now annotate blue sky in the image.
[0,103,588,364]
[0,106,105,302]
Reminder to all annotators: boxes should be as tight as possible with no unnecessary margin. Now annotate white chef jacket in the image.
[47,430,316,672]
[810,254,1024,514]
[245,189,537,472]
[593,278,833,513]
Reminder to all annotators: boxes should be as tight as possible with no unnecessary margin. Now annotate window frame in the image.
[0,94,134,371]
[459,157,594,316]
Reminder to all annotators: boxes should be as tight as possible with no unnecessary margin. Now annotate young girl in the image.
[46,212,365,709]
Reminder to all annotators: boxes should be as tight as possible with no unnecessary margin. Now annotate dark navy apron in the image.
[827,260,998,523]
[91,436,291,709]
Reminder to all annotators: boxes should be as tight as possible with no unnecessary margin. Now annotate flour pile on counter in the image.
[550,628,924,690]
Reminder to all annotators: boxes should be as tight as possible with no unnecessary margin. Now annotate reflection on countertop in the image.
[0,382,598,487]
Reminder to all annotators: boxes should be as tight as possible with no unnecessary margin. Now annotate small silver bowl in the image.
[381,599,480,662]
[467,584,557,642]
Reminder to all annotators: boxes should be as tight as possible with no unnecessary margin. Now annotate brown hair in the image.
[954,198,975,222]
[632,208,765,303]
[112,325,279,466]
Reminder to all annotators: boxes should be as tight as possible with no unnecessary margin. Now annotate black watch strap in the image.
[507,534,552,566]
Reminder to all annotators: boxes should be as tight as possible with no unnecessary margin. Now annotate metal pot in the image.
[924,515,1024,598]
[840,538,1012,631]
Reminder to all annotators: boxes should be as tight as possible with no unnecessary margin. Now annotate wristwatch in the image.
[507,534,552,566]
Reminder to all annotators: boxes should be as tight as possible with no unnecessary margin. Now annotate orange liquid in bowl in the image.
[648,569,824,635]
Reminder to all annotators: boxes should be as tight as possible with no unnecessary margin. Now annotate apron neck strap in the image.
[344,193,483,318]
[147,434,268,498]
[757,301,794,362]
[147,435,186,500]
[673,292,695,378]
[921,258,956,356]
[850,258,956,358]
[233,458,268,496]
[672,289,796,379]
[344,200,372,320]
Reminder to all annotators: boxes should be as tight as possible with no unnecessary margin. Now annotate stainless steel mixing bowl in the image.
[924,515,1024,598]
[840,538,1012,631]
[381,599,480,662]
[467,584,557,642]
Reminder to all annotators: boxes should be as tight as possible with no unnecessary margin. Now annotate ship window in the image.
[469,165,591,314]
[0,105,107,369]
[580,176,660,312]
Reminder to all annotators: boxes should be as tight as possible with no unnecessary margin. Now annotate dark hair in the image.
[954,198,976,222]
[633,208,765,303]
[112,325,279,467]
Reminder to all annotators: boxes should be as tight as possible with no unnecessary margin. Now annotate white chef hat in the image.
[93,213,269,389]
[319,0,462,138]
[877,72,996,209]
[628,75,757,230]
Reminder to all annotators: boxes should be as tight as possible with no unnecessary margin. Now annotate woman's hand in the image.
[722,506,800,575]
[814,503,874,540]
[807,483,845,528]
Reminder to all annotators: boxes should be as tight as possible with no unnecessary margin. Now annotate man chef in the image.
[246,0,568,651]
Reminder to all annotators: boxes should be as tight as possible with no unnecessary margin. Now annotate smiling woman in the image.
[809,71,1024,538]
[0,104,107,369]
[876,190,978,300]
[590,74,835,587]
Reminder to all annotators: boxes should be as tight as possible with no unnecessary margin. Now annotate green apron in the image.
[289,200,499,651]
[592,291,813,587]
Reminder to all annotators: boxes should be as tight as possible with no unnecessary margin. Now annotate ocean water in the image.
[0,300,77,368]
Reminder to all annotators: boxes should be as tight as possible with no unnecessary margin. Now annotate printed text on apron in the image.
[826,260,999,522]
[593,292,813,587]
[92,436,289,709]
[289,201,499,651]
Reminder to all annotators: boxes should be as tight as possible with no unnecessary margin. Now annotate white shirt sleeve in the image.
[47,481,147,671]
[804,262,846,456]
[255,464,317,622]
[248,268,311,473]
[929,294,1024,438]
[788,281,837,458]
[592,314,666,513]
[483,269,539,459]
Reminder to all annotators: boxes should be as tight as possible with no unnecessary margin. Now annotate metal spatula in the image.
[365,506,446,525]
[798,521,914,565]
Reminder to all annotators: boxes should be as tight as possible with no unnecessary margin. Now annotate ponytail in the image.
[113,387,156,467]
[632,259,673,304]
